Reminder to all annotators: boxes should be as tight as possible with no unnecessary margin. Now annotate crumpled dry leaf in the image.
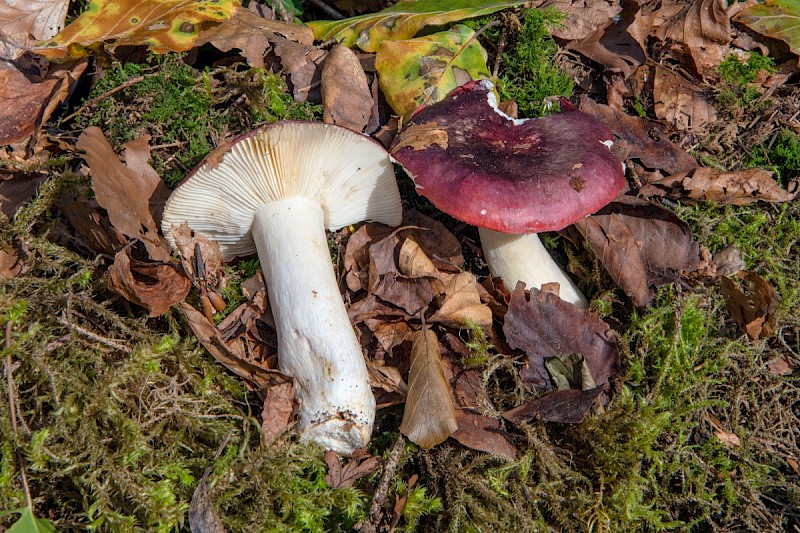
[188,476,226,533]
[502,387,604,425]
[649,0,731,77]
[639,167,798,205]
[653,65,717,132]
[720,270,778,340]
[451,409,517,459]
[430,271,493,329]
[767,355,794,376]
[171,223,226,288]
[503,285,620,393]
[0,240,31,279]
[77,127,171,261]
[399,328,458,450]
[195,7,313,69]
[568,0,653,78]
[271,38,326,102]
[324,448,382,489]
[322,44,373,132]
[0,59,87,146]
[540,0,621,41]
[55,188,128,255]
[261,381,295,441]
[707,413,740,448]
[573,197,701,308]
[368,230,434,316]
[178,301,291,391]
[578,95,697,175]
[107,249,191,317]
[0,0,68,59]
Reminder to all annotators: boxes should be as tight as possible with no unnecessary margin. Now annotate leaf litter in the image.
[1,0,800,530]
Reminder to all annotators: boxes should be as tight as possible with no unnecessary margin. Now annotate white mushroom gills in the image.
[478,228,588,308]
[162,122,402,454]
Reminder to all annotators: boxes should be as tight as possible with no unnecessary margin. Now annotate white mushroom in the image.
[162,121,402,454]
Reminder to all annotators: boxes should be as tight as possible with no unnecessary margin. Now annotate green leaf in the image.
[35,0,240,60]
[5,507,57,533]
[308,0,524,52]
[735,0,800,59]
[375,25,491,118]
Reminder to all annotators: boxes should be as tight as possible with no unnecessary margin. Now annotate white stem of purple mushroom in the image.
[161,122,402,454]
[391,80,625,308]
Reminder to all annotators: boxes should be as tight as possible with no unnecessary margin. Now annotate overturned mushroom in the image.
[391,80,625,307]
[162,121,402,454]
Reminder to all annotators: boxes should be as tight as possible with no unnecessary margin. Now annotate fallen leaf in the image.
[324,448,382,489]
[195,7,313,68]
[787,457,800,475]
[502,387,604,425]
[720,270,778,340]
[653,66,717,132]
[639,167,797,205]
[322,44,373,132]
[171,223,226,291]
[271,38,326,102]
[107,249,191,317]
[0,0,68,59]
[707,413,740,447]
[0,173,47,218]
[0,59,87,146]
[573,197,701,308]
[261,381,295,441]
[35,0,239,59]
[711,245,746,278]
[375,25,491,119]
[368,229,434,315]
[308,0,524,52]
[55,188,128,256]
[503,285,620,392]
[540,0,621,41]
[77,127,170,261]
[0,240,30,279]
[735,0,800,63]
[577,95,697,175]
[767,356,793,376]
[400,328,458,450]
[650,0,731,76]
[188,477,226,533]
[451,409,516,459]
[178,301,291,391]
[430,271,493,329]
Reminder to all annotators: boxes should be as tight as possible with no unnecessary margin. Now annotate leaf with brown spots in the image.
[573,197,701,308]
[639,167,798,205]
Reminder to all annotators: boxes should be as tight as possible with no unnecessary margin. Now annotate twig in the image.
[307,0,345,20]
[4,321,33,511]
[57,317,132,354]
[61,75,147,124]
[356,434,406,533]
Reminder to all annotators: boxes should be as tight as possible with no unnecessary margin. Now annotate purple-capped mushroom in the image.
[390,80,625,307]
[162,121,402,454]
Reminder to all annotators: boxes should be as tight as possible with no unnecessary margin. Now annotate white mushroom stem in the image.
[478,227,588,308]
[252,196,374,454]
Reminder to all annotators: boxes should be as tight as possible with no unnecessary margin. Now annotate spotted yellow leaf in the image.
[35,0,239,59]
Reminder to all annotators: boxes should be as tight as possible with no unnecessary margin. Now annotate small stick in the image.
[61,75,147,123]
[356,434,406,533]
[4,321,33,511]
[57,317,132,354]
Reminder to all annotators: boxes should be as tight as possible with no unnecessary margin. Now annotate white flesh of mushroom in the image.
[478,227,588,308]
[162,122,402,454]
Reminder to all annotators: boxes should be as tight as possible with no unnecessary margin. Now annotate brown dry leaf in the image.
[431,271,493,329]
[398,237,439,278]
[0,59,86,146]
[649,0,731,77]
[0,172,47,218]
[720,270,778,340]
[271,38,326,102]
[787,457,800,475]
[322,44,373,132]
[707,413,740,447]
[196,7,313,68]
[540,0,621,41]
[451,409,517,459]
[55,189,128,255]
[0,0,68,59]
[171,222,226,289]
[503,285,620,392]
[77,127,171,261]
[639,167,797,205]
[188,476,226,533]
[261,381,295,441]
[399,328,458,450]
[344,222,394,292]
[107,249,191,317]
[578,95,697,175]
[0,240,30,279]
[568,0,653,78]
[653,66,716,132]
[573,196,701,308]
[178,301,291,391]
[767,356,794,376]
[368,229,434,316]
[324,448,382,489]
[502,387,604,425]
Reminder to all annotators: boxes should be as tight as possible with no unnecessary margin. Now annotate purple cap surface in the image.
[390,81,625,234]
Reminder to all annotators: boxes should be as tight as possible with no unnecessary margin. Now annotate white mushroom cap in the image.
[162,121,402,260]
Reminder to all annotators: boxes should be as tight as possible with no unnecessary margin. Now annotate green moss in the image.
[718,52,775,86]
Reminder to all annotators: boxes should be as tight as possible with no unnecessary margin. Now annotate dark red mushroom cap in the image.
[390,80,625,233]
